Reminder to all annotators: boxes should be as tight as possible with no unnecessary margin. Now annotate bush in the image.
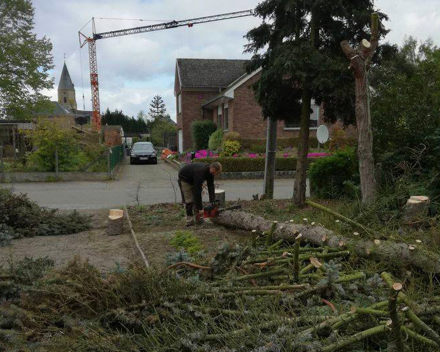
[208,129,223,150]
[195,157,314,172]
[170,231,203,255]
[26,120,87,172]
[191,120,217,150]
[223,131,241,143]
[250,143,267,153]
[241,137,320,149]
[221,140,241,157]
[309,148,359,199]
[328,127,357,151]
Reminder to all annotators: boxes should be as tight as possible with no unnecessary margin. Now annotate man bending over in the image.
[178,162,222,226]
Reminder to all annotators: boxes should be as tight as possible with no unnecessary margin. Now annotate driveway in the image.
[7,160,308,210]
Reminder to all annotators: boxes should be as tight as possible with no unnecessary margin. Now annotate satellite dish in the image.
[317,125,329,144]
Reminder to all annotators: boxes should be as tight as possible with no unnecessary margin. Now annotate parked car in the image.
[130,142,158,165]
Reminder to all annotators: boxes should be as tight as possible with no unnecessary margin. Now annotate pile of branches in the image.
[0,188,92,246]
[2,227,440,351]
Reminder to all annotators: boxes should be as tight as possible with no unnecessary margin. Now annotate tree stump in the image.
[215,189,226,208]
[403,196,430,224]
[107,209,125,236]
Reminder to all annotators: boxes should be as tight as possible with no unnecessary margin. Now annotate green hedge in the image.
[241,137,357,150]
[196,157,315,172]
[241,137,319,150]
[191,120,217,150]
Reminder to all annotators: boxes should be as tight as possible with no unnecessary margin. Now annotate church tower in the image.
[58,63,77,111]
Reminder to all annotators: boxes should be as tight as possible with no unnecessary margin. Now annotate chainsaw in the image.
[203,201,242,218]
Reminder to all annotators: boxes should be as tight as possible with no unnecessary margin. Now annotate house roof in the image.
[34,101,75,117]
[176,59,248,88]
[58,63,75,90]
[202,67,262,109]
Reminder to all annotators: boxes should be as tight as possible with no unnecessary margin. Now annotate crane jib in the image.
[92,10,253,41]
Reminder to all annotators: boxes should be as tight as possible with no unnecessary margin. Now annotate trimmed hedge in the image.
[196,157,315,172]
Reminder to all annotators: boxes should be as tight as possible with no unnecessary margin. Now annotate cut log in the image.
[106,209,125,236]
[403,196,430,223]
[212,210,440,273]
[215,189,226,208]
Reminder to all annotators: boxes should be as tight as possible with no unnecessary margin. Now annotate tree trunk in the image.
[293,85,311,206]
[293,9,317,207]
[212,210,440,274]
[341,13,379,205]
[355,70,376,204]
[264,117,278,199]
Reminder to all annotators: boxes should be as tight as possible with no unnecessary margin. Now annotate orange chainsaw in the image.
[203,202,242,218]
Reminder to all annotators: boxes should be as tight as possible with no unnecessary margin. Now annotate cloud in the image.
[32,0,440,120]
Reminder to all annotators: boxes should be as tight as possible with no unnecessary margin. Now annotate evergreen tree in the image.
[245,0,387,206]
[102,109,148,133]
[0,0,54,119]
[148,95,167,121]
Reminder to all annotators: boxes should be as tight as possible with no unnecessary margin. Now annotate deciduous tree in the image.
[0,0,54,119]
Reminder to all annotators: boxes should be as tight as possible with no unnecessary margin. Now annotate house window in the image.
[64,97,67,103]
[224,106,229,131]
[177,94,182,114]
[284,103,319,129]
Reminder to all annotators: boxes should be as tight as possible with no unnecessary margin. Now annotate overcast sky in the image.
[33,0,440,121]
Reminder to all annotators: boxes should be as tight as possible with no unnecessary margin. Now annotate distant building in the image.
[36,62,93,127]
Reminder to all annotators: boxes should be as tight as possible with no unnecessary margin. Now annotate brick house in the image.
[175,58,340,152]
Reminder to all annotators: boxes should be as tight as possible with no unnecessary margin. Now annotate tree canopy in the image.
[102,109,148,133]
[0,0,54,119]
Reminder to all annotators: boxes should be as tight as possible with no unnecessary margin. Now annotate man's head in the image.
[209,162,222,176]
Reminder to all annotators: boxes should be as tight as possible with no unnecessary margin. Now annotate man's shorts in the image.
[180,181,194,204]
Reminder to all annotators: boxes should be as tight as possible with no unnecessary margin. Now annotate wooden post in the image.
[215,189,226,208]
[107,209,125,236]
[341,13,379,204]
[264,117,277,199]
[55,147,59,174]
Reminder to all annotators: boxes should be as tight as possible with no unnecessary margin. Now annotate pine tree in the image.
[245,0,388,206]
[0,0,54,119]
[148,95,167,121]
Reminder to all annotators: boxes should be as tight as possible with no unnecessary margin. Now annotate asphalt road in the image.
[7,160,309,210]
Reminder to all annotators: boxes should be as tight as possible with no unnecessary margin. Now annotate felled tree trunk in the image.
[212,210,440,273]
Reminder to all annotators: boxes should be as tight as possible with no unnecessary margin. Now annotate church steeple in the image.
[58,63,77,111]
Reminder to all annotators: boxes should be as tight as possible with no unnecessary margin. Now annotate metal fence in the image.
[108,144,124,172]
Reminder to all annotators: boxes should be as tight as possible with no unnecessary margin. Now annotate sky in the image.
[33,0,440,121]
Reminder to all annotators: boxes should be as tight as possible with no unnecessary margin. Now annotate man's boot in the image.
[185,203,194,227]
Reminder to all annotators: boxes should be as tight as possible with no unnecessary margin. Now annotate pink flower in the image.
[248,153,257,158]
[233,154,238,157]
[283,153,289,158]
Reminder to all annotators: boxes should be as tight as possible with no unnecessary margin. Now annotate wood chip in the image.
[282,252,291,258]
[409,245,416,251]
[321,235,327,242]
[339,240,345,247]
[310,257,322,269]
[295,233,303,240]
[374,239,381,246]
[353,232,360,236]
[392,282,403,291]
[416,240,422,244]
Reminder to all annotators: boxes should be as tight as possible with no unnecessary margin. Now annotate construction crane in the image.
[78,10,254,132]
